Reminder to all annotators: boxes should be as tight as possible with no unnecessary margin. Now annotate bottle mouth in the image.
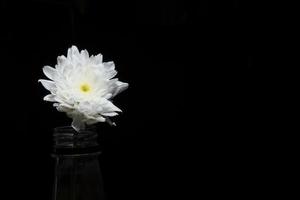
[53,126,99,151]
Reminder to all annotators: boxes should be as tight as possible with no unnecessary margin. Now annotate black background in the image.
[0,0,263,199]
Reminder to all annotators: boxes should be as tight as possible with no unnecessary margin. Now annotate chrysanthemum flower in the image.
[39,46,128,131]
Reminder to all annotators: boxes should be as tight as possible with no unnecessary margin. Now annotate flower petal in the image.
[43,94,56,102]
[85,118,98,125]
[106,70,118,79]
[111,80,129,97]
[38,79,56,92]
[101,112,118,117]
[85,115,106,125]
[56,104,73,112]
[93,54,103,64]
[100,98,122,112]
[42,65,57,80]
[103,61,115,71]
[57,55,68,66]
[71,113,86,132]
[103,93,112,99]
[67,45,80,60]
[80,50,89,60]
[95,116,106,122]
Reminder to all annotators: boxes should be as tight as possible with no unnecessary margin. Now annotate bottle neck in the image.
[53,126,99,154]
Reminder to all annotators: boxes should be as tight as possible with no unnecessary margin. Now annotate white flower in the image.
[39,45,128,131]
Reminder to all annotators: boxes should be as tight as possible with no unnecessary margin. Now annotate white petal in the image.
[85,119,98,125]
[38,79,56,92]
[106,69,118,79]
[94,67,117,79]
[111,81,129,97]
[96,116,106,122]
[93,54,103,64]
[101,98,122,112]
[53,103,59,107]
[56,104,73,112]
[85,115,106,124]
[67,45,80,59]
[43,94,56,102]
[105,117,116,126]
[59,103,73,109]
[81,50,89,60]
[101,112,118,117]
[90,104,103,113]
[42,66,57,80]
[107,78,118,89]
[57,55,68,66]
[71,114,86,132]
[55,64,63,74]
[103,93,112,99]
[77,102,92,115]
[103,61,115,70]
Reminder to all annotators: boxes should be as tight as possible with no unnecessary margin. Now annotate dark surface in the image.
[0,0,262,199]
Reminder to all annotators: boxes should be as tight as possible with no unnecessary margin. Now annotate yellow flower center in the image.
[80,83,91,93]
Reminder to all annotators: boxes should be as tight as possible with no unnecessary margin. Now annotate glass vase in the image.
[52,126,106,200]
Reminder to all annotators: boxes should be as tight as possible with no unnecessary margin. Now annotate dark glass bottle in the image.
[52,126,105,200]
